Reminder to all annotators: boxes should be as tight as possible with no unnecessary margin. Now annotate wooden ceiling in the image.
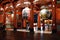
[0,0,18,5]
[0,0,51,5]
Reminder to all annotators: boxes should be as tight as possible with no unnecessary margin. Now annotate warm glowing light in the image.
[16,4,21,7]
[0,7,4,10]
[24,2,31,5]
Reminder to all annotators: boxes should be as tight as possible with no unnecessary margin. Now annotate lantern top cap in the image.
[24,1,31,5]
[40,6,48,9]
[16,3,21,7]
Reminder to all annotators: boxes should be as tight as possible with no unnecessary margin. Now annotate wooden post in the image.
[38,13,41,29]
[52,0,57,33]
[29,3,34,32]
[13,2,17,31]
[3,5,6,30]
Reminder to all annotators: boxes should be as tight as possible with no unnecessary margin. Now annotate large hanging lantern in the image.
[40,6,52,20]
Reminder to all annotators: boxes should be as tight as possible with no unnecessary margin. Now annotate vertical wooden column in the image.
[14,9,17,28]
[0,5,5,30]
[3,6,6,29]
[12,2,17,30]
[29,3,34,32]
[38,11,40,29]
[52,0,57,33]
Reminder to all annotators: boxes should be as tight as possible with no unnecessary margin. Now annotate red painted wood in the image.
[56,1,60,25]
[0,5,4,25]
[38,14,41,28]
[0,0,57,30]
[52,0,56,29]
[56,8,60,25]
[30,4,34,29]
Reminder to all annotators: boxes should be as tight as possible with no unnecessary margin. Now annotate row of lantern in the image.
[0,1,33,29]
[0,1,52,32]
